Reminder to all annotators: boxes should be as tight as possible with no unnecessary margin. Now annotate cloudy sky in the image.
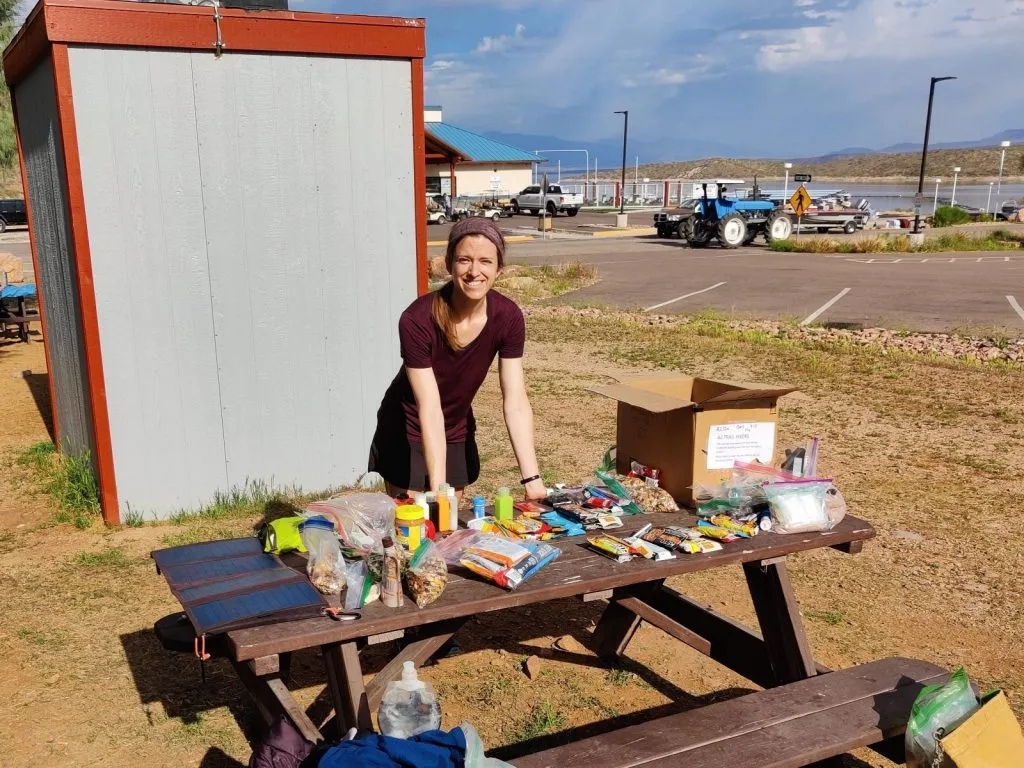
[302,0,1024,158]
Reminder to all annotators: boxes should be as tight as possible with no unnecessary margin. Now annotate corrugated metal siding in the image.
[425,122,539,163]
[13,56,96,460]
[68,47,415,518]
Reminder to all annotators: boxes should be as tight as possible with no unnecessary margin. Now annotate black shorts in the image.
[367,431,480,491]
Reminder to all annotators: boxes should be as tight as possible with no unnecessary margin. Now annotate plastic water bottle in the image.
[377,661,441,739]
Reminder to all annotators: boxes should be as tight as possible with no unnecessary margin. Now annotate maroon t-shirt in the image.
[376,287,526,444]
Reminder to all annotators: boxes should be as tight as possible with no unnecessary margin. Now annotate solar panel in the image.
[152,537,263,570]
[151,537,328,638]
[188,580,325,636]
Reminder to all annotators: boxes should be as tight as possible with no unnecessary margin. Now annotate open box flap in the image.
[589,383,693,414]
[698,384,796,406]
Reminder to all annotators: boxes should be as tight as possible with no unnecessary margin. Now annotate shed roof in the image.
[425,122,539,164]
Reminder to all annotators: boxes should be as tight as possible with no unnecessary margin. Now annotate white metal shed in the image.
[4,0,429,522]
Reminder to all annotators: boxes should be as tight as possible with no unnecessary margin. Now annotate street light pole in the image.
[951,166,961,206]
[614,110,629,216]
[914,76,956,234]
[933,177,942,213]
[986,182,994,216]
[997,140,1011,193]
[783,162,792,203]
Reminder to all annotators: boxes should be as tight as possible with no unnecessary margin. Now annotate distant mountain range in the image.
[482,128,1024,170]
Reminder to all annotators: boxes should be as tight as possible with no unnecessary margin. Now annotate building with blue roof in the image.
[424,106,539,197]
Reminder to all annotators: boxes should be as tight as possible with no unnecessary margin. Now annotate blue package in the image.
[539,511,585,538]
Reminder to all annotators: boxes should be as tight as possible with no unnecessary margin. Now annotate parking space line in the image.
[801,287,852,326]
[1008,296,1024,323]
[644,282,727,312]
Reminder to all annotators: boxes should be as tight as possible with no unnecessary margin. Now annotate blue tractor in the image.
[677,180,793,248]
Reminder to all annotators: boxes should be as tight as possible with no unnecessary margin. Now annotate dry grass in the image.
[2,303,1023,767]
[427,262,598,304]
[770,230,1024,254]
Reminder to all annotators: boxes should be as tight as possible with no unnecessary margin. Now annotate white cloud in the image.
[758,0,1024,71]
[474,23,527,54]
[429,59,456,71]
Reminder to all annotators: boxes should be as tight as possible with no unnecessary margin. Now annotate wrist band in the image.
[520,474,541,486]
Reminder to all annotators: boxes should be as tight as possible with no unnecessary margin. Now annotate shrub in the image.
[932,205,972,227]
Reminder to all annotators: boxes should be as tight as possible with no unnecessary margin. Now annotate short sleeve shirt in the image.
[376,288,525,443]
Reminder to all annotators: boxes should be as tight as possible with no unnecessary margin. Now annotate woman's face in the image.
[451,235,501,302]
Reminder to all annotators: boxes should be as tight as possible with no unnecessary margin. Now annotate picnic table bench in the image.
[0,283,39,343]
[157,510,945,765]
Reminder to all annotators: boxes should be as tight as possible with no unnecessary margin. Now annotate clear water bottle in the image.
[377,661,441,739]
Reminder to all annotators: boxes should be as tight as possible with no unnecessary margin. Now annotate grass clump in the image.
[14,441,100,529]
[932,205,973,227]
[769,231,1022,254]
[496,261,598,304]
[73,547,129,568]
[511,702,567,742]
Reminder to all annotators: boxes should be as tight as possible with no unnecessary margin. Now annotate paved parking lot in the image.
[504,231,1024,333]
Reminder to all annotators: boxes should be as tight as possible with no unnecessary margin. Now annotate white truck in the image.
[510,184,583,217]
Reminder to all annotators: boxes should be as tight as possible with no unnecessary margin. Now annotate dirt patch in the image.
[2,310,1022,767]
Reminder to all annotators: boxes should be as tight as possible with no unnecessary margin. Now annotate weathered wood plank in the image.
[231,660,323,744]
[743,560,817,685]
[513,657,948,768]
[229,513,874,661]
[322,641,372,735]
[249,655,279,677]
[612,596,713,656]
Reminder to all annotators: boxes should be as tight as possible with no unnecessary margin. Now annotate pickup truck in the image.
[0,199,28,232]
[510,185,583,217]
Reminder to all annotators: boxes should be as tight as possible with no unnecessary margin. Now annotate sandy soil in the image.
[1,313,1022,768]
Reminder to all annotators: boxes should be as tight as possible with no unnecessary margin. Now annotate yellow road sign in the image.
[790,185,812,216]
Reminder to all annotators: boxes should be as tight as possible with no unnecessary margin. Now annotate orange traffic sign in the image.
[790,185,812,216]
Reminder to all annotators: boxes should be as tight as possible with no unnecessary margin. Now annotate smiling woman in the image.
[368,218,547,502]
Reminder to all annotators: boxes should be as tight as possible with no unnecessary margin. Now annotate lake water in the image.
[790,182,1023,212]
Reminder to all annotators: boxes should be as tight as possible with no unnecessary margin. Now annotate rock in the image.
[428,256,448,280]
[46,674,60,685]
[523,654,542,680]
[553,634,588,654]
[893,530,923,543]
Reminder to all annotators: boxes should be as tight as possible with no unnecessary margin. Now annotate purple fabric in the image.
[249,717,314,768]
[375,287,525,443]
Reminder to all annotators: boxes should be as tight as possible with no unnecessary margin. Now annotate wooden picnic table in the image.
[0,285,39,343]
[225,511,876,747]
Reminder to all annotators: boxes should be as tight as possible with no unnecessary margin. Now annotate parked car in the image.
[0,199,28,232]
[995,201,1021,221]
[510,184,583,217]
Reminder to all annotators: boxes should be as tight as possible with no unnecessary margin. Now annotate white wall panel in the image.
[69,47,417,517]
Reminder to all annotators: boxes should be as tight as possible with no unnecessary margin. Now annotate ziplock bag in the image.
[764,480,833,534]
[299,517,346,594]
[906,667,979,768]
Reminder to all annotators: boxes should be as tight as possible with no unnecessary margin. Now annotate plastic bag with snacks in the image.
[405,540,448,608]
[617,475,679,513]
[299,517,346,595]
[305,492,396,555]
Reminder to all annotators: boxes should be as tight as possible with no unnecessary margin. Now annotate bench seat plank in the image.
[513,657,947,768]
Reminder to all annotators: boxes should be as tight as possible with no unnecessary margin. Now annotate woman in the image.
[368,217,547,501]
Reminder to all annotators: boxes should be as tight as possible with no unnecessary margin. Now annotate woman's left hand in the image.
[523,477,548,501]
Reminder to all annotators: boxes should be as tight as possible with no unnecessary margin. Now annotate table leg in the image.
[231,659,323,744]
[18,297,27,342]
[590,580,662,659]
[743,559,817,685]
[322,641,372,736]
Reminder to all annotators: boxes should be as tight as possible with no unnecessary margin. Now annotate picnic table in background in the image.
[0,283,39,343]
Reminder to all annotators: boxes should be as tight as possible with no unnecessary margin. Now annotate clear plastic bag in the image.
[906,667,979,768]
[462,722,516,768]
[306,492,396,555]
[764,480,834,534]
[405,540,448,608]
[299,517,346,595]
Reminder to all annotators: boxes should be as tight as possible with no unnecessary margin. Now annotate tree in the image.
[0,0,23,170]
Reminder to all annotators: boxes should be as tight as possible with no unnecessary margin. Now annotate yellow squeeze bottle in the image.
[495,487,513,521]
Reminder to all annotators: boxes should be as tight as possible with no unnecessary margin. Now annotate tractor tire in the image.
[843,220,857,234]
[681,219,711,247]
[718,213,748,248]
[566,208,579,217]
[764,212,794,244]
[743,230,759,246]
[511,201,520,214]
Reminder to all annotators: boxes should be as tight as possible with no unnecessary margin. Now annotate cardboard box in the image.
[590,376,796,506]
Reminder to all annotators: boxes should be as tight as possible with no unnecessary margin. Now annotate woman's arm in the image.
[498,357,546,500]
[406,366,446,492]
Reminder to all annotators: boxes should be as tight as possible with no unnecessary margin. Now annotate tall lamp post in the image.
[614,110,629,222]
[933,177,942,213]
[951,166,961,206]
[783,162,793,203]
[913,76,956,234]
[986,182,994,216]
[997,140,1011,193]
